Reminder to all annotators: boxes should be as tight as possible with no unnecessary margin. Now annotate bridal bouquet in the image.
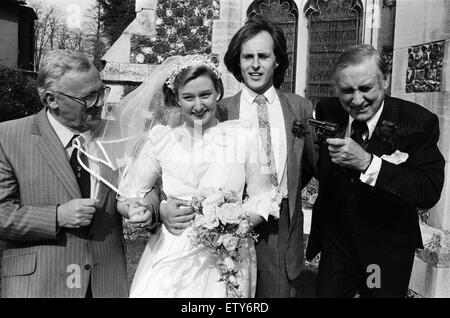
[188,187,258,298]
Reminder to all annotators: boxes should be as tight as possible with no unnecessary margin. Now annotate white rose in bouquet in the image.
[216,203,242,225]
[237,221,251,236]
[223,256,236,271]
[194,213,219,230]
[202,204,217,218]
[218,233,239,252]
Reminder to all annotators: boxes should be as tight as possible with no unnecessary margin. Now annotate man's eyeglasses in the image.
[55,86,111,110]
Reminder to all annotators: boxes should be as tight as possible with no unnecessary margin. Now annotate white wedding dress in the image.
[119,120,280,298]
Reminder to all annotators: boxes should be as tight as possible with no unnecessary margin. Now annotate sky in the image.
[43,0,93,13]
[38,0,95,28]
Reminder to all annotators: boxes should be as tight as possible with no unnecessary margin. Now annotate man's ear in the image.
[44,91,58,110]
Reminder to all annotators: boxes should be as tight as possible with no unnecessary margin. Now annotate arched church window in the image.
[305,0,362,106]
[247,0,298,93]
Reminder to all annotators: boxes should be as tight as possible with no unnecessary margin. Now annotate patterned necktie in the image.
[69,135,91,198]
[255,95,278,187]
[351,120,369,149]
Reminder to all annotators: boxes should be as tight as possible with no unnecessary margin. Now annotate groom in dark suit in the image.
[217,16,317,298]
[306,44,445,297]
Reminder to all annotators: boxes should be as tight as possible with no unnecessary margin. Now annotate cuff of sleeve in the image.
[145,189,162,231]
[360,155,382,186]
[116,194,127,202]
[147,211,160,231]
[55,204,61,234]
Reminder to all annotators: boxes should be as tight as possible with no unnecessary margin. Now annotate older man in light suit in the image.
[0,50,152,297]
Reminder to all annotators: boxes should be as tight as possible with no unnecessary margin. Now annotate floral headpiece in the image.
[165,54,222,92]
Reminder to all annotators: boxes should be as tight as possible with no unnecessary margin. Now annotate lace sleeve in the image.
[117,126,167,200]
[242,127,282,220]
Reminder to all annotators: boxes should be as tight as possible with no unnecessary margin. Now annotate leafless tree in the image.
[29,0,109,71]
[29,0,62,70]
[56,23,71,50]
[85,0,109,69]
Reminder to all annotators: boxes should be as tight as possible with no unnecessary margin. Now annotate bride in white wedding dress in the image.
[116,55,281,298]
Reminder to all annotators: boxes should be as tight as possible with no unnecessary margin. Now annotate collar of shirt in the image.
[241,85,277,105]
[47,110,76,149]
[47,110,92,149]
[347,100,384,140]
[47,110,98,198]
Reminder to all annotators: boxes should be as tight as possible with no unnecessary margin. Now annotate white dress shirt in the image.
[239,85,288,197]
[345,102,384,186]
[47,111,99,198]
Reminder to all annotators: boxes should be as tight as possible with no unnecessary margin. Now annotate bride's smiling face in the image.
[177,74,219,130]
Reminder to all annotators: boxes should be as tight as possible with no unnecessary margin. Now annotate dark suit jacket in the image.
[306,96,445,272]
[0,108,128,297]
[217,90,317,280]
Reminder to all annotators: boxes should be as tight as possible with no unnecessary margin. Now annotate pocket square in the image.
[381,150,409,165]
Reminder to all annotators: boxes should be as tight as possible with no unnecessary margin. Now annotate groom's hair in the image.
[224,15,289,89]
[163,65,224,107]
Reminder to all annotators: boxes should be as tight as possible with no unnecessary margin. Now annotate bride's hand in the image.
[127,198,153,226]
[160,198,195,235]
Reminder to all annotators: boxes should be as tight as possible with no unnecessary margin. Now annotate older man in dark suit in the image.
[306,44,445,298]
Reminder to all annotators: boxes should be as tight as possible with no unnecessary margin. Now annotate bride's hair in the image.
[162,63,224,107]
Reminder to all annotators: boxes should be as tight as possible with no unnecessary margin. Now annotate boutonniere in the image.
[292,119,308,138]
[373,120,422,148]
[374,120,399,141]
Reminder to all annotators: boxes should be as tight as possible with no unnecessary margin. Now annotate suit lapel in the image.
[32,109,81,198]
[227,92,241,120]
[320,102,349,187]
[367,96,399,156]
[277,91,300,220]
[96,161,118,203]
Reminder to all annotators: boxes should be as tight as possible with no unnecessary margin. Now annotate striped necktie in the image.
[255,94,278,187]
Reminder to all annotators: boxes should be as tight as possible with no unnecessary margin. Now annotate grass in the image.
[0,230,318,298]
[125,238,148,289]
[3,235,421,298]
[124,234,319,298]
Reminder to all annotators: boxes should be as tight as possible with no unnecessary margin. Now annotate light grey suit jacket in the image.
[217,90,317,280]
[0,108,128,298]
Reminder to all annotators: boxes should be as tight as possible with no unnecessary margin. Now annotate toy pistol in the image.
[309,118,339,139]
[292,118,340,142]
